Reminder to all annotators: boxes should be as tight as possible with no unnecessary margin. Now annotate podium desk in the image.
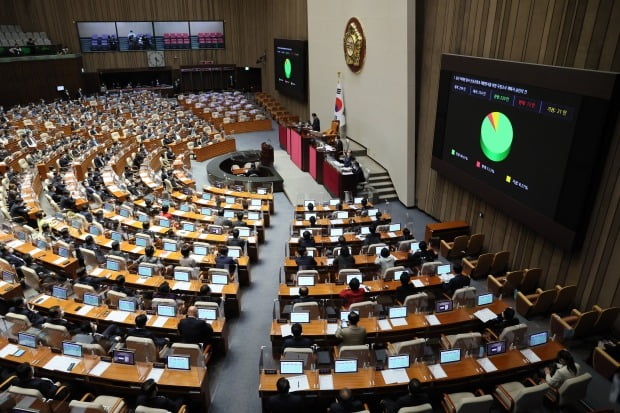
[323,160,357,199]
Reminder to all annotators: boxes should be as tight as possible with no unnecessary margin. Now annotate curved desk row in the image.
[202,185,274,214]
[283,251,412,278]
[171,192,271,227]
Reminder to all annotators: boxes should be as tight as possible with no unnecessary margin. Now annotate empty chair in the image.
[388,338,425,359]
[516,288,557,318]
[549,308,598,343]
[79,248,100,273]
[73,283,97,301]
[592,346,619,380]
[126,336,167,362]
[337,344,371,365]
[420,261,442,275]
[383,266,405,281]
[81,343,107,356]
[136,405,187,413]
[493,378,549,413]
[489,250,510,276]
[493,323,528,349]
[41,322,71,349]
[367,243,387,256]
[487,270,523,297]
[462,253,493,279]
[397,240,413,252]
[463,233,484,258]
[450,286,476,308]
[545,372,591,408]
[295,269,319,285]
[21,266,43,293]
[519,268,542,294]
[402,292,429,313]
[69,394,125,413]
[397,404,433,413]
[292,302,320,319]
[549,284,577,313]
[442,390,493,413]
[440,235,469,260]
[348,301,375,318]
[591,305,620,335]
[107,290,127,308]
[5,312,31,333]
[440,332,481,353]
[169,342,209,367]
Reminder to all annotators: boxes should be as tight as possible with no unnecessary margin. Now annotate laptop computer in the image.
[334,359,358,373]
[211,273,229,285]
[237,227,251,237]
[163,240,178,252]
[330,228,344,237]
[389,223,402,232]
[83,292,100,307]
[336,211,348,219]
[167,355,191,370]
[280,360,304,374]
[435,299,453,313]
[138,264,154,277]
[106,259,121,271]
[388,306,407,319]
[248,212,260,221]
[118,299,136,312]
[437,264,451,275]
[290,311,310,323]
[387,354,410,369]
[52,285,68,300]
[440,348,462,364]
[17,332,37,348]
[297,275,315,286]
[476,293,494,306]
[228,248,241,258]
[62,341,83,358]
[110,231,123,242]
[157,304,176,317]
[197,307,217,321]
[486,340,507,356]
[112,349,135,365]
[174,270,191,282]
[182,222,195,232]
[346,273,362,285]
[2,271,14,284]
[528,331,548,347]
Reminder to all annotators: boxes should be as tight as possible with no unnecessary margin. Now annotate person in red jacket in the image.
[338,277,366,309]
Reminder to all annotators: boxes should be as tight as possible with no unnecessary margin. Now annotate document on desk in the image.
[6,240,24,249]
[390,318,408,327]
[53,257,68,265]
[377,319,392,331]
[412,279,424,288]
[290,237,299,243]
[382,368,409,384]
[0,281,6,289]
[135,277,148,284]
[131,246,143,253]
[439,274,454,283]
[473,308,497,323]
[280,324,292,337]
[105,310,129,323]
[520,349,541,363]
[146,368,164,383]
[44,355,78,371]
[90,268,104,276]
[0,344,19,358]
[326,323,338,335]
[89,361,111,377]
[388,232,397,238]
[152,316,169,328]
[295,221,303,226]
[173,281,191,291]
[209,284,224,293]
[288,375,310,392]
[289,287,299,296]
[477,357,498,372]
[319,374,334,390]
[28,247,42,256]
[33,294,51,305]
[329,237,339,243]
[76,305,94,316]
[428,364,448,379]
[425,315,441,326]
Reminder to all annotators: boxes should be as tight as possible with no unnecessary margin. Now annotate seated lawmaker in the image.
[295,246,316,270]
[13,363,65,400]
[443,263,470,295]
[281,323,313,353]
[137,379,184,413]
[178,306,213,347]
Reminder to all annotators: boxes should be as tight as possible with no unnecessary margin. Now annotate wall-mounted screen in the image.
[274,38,308,101]
[432,54,619,250]
[77,22,118,52]
[117,22,155,50]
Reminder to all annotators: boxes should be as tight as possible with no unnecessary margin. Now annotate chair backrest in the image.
[135,406,172,413]
[420,261,442,275]
[391,338,425,359]
[452,286,476,307]
[490,250,510,275]
[194,301,220,319]
[403,292,429,313]
[5,312,31,331]
[557,372,592,406]
[398,240,412,252]
[453,394,493,413]
[338,344,371,364]
[81,343,107,356]
[592,306,620,334]
[498,323,528,348]
[397,404,433,413]
[383,266,405,281]
[74,283,96,301]
[107,290,127,307]
[126,336,158,362]
[21,266,42,292]
[337,268,362,282]
[68,400,106,413]
[41,322,71,348]
[469,253,494,278]
[448,332,481,353]
[532,288,557,315]
[447,235,469,259]
[512,383,549,411]
[292,302,320,319]
[79,248,100,270]
[520,268,542,294]
[368,243,387,256]
[503,270,524,295]
[295,269,319,284]
[151,298,176,310]
[570,310,599,338]
[349,301,375,317]
[464,233,484,257]
[550,285,577,313]
[170,342,205,367]
[8,385,44,400]
[208,267,229,281]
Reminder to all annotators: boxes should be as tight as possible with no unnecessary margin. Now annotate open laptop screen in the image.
[297,275,315,286]
[334,359,358,373]
[163,241,177,252]
[182,222,195,232]
[389,223,401,232]
[330,228,344,237]
[18,332,37,348]
[167,355,190,370]
[113,349,135,365]
[387,354,410,369]
[197,307,217,320]
[211,274,228,285]
[476,293,494,306]
[435,299,453,313]
[346,273,362,285]
[157,304,176,317]
[486,340,507,356]
[440,349,461,364]
[237,227,251,237]
[228,248,241,258]
[138,264,153,277]
[62,341,83,358]
[290,311,310,323]
[388,306,407,319]
[280,360,304,374]
[528,331,548,347]
[83,293,100,306]
[52,285,68,300]
[174,270,190,282]
[118,299,136,312]
[437,264,451,275]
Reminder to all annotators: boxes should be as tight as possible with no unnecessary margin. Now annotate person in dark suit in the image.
[352,161,365,185]
[178,306,213,346]
[291,287,316,304]
[8,297,46,326]
[13,363,61,399]
[46,306,79,334]
[299,230,316,248]
[267,377,305,413]
[231,212,246,228]
[334,246,355,271]
[215,246,237,278]
[282,323,313,352]
[334,136,344,158]
[484,307,519,335]
[295,246,316,270]
[395,272,418,304]
[227,228,246,250]
[110,274,135,296]
[408,241,437,268]
[380,378,430,413]
[311,113,320,132]
[137,379,183,412]
[125,314,167,348]
[363,225,382,247]
[443,263,471,295]
[329,388,365,413]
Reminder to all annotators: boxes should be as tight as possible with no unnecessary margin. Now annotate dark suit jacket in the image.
[13,377,58,399]
[215,255,236,274]
[383,392,430,413]
[178,316,213,345]
[136,395,182,413]
[126,327,166,348]
[227,237,246,249]
[267,393,305,413]
[396,284,419,304]
[444,273,471,295]
[363,234,382,246]
[296,255,316,269]
[282,336,313,352]
[329,399,365,413]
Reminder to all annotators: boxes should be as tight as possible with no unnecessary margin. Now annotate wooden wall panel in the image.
[416,0,620,309]
[1,0,308,116]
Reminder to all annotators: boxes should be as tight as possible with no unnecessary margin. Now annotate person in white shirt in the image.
[375,247,396,278]
[544,349,579,388]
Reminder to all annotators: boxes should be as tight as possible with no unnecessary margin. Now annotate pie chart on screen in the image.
[480,112,513,162]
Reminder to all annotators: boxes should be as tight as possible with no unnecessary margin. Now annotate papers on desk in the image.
[327,258,334,266]
[439,274,454,283]
[381,368,409,384]
[131,246,143,253]
[477,357,498,372]
[388,232,397,238]
[173,281,191,291]
[326,324,338,335]
[425,315,441,326]
[390,318,408,327]
[135,277,148,284]
[329,237,339,243]
[428,364,448,379]
[6,240,24,249]
[90,268,104,276]
[0,281,7,288]
[288,375,310,392]
[89,361,111,377]
[209,284,224,294]
[34,294,51,305]
[280,324,292,337]
[105,310,129,323]
[146,368,164,383]
[331,219,344,225]
[76,305,94,316]
[412,279,424,288]
[28,247,42,256]
[295,221,303,226]
[378,319,392,331]
[473,308,497,323]
[290,237,299,243]
[44,355,79,371]
[289,287,300,296]
[0,344,19,358]
[520,349,541,363]
[53,257,68,265]
[319,374,334,390]
[152,316,169,328]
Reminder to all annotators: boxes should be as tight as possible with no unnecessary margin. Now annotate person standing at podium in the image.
[311,113,320,132]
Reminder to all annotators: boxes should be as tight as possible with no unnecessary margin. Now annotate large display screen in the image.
[274,38,308,101]
[432,54,618,250]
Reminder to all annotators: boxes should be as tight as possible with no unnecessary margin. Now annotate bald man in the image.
[329,388,364,413]
[178,306,214,346]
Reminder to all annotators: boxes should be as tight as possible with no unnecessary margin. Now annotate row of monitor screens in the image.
[16,334,193,369]
[301,209,381,221]
[303,198,366,207]
[279,332,550,374]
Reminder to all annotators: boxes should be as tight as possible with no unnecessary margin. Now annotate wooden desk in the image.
[202,185,274,214]
[0,338,210,411]
[270,301,509,350]
[258,341,563,411]
[193,139,236,162]
[424,221,470,243]
[291,215,392,230]
[283,251,412,278]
